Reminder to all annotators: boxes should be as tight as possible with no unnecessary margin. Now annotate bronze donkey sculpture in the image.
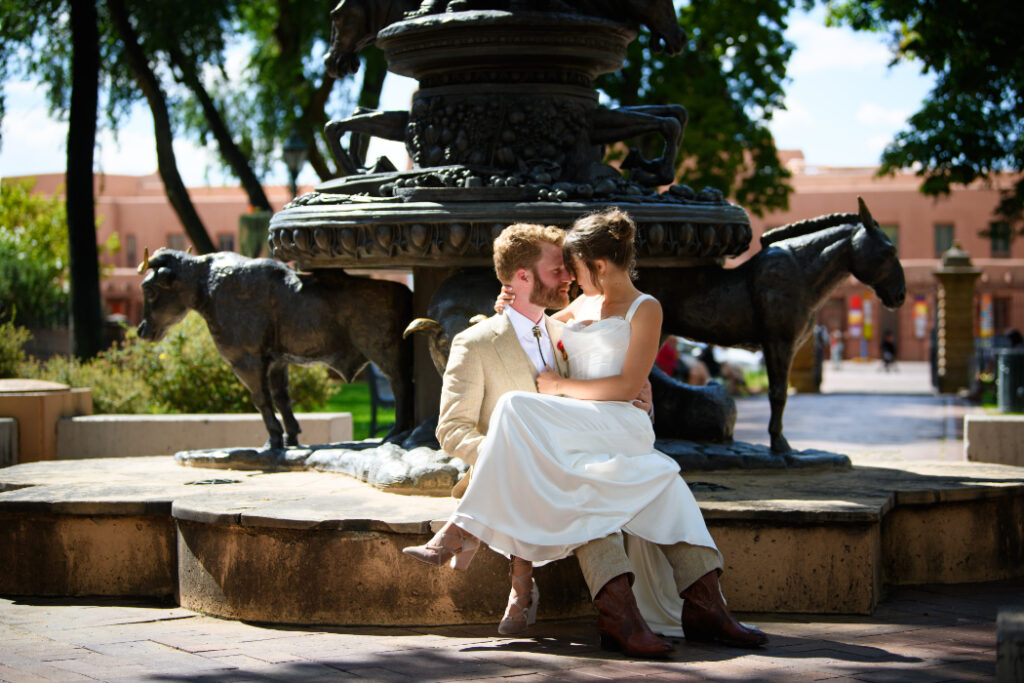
[639,198,906,452]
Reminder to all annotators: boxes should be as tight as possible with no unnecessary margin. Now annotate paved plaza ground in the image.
[2,579,1020,682]
[734,360,979,463]
[2,359,1019,682]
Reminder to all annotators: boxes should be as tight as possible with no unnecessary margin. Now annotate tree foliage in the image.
[1,0,805,226]
[0,179,71,328]
[0,0,377,250]
[0,179,118,330]
[828,0,1024,232]
[597,0,798,216]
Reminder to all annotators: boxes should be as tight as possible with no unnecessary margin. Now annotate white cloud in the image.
[865,133,894,158]
[855,103,910,128]
[787,16,892,77]
[770,98,814,133]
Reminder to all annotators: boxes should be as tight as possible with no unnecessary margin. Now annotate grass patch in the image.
[319,381,395,441]
[743,368,769,394]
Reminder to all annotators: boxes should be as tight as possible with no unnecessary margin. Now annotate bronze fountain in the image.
[168,0,905,482]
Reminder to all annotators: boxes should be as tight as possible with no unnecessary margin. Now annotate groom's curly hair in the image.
[493,223,566,284]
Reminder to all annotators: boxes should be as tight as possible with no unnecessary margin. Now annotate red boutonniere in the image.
[557,339,568,361]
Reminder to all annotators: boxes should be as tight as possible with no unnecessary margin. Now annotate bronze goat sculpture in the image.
[138,249,414,449]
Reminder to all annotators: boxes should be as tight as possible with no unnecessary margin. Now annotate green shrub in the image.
[22,352,155,414]
[0,318,31,378]
[20,312,333,415]
[124,312,332,413]
[0,179,118,329]
[0,180,69,327]
[123,314,253,413]
[743,368,769,394]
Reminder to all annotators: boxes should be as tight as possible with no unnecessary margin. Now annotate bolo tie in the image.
[531,326,549,368]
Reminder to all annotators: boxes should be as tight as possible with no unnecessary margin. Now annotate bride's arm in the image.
[549,293,585,323]
[537,298,662,401]
[493,286,585,323]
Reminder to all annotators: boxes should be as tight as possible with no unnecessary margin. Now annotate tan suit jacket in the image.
[436,311,567,473]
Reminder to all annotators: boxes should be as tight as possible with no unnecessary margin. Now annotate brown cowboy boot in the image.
[681,571,768,647]
[594,574,674,658]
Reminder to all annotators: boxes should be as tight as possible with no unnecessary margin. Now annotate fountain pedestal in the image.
[271,12,752,421]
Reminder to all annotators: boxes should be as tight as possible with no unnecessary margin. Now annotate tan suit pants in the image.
[574,533,723,600]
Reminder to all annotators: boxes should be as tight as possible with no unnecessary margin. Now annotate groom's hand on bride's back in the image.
[632,379,654,421]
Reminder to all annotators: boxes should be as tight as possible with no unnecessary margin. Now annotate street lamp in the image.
[283,131,309,199]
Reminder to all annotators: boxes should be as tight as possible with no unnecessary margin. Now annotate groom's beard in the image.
[529,269,570,310]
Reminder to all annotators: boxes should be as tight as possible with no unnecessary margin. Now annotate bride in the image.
[404,209,730,641]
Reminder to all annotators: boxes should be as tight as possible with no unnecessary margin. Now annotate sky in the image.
[0,6,934,188]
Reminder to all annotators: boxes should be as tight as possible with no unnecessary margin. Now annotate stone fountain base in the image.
[2,456,1022,625]
[171,439,852,499]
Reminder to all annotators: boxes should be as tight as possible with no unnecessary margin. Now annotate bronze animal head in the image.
[632,0,685,55]
[136,247,199,342]
[324,0,371,78]
[850,197,907,310]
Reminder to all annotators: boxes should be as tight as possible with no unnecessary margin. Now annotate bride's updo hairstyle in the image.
[563,208,637,292]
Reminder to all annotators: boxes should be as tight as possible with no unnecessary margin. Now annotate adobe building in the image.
[743,151,1024,362]
[9,150,1024,363]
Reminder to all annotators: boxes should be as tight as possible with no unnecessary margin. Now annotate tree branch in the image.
[167,44,272,212]
[106,0,216,254]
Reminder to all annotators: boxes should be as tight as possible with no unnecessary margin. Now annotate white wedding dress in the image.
[452,294,718,636]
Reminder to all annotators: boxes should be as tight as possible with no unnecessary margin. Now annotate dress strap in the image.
[625,294,654,322]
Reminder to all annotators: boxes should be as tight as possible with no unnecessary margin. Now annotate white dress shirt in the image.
[505,306,554,375]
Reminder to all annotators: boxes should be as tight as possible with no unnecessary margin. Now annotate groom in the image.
[436,222,767,655]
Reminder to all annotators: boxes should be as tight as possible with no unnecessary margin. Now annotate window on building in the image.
[125,235,137,268]
[167,234,187,251]
[990,221,1011,258]
[933,223,953,257]
[217,234,236,252]
[880,224,899,252]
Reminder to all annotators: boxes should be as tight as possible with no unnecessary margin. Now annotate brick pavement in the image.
[1,579,1020,682]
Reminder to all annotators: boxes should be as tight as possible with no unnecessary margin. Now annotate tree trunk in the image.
[167,45,272,213]
[67,0,104,359]
[106,0,216,254]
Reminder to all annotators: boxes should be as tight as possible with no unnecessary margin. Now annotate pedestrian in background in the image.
[881,330,897,372]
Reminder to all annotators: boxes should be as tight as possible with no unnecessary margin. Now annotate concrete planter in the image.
[55,413,353,460]
[965,415,1024,467]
